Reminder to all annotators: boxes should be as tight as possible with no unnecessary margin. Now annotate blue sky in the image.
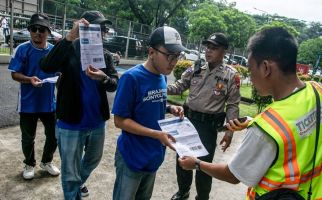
[227,0,322,23]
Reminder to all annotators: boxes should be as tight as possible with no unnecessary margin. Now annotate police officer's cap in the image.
[202,33,229,49]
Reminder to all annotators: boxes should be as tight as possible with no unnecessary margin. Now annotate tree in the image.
[259,21,299,37]
[188,2,227,41]
[298,38,322,66]
[221,8,256,49]
[126,0,190,27]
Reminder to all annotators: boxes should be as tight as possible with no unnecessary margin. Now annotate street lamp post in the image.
[253,7,270,23]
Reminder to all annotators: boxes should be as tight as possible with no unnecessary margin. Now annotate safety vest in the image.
[246,81,322,200]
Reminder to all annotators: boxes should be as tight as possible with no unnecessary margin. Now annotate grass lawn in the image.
[168,84,259,118]
[0,47,10,55]
[240,84,252,99]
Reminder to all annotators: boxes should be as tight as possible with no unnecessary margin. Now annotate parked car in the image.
[102,35,144,58]
[182,49,205,63]
[224,54,237,65]
[230,54,248,66]
[8,29,62,47]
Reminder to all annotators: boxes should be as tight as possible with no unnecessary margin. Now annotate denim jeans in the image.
[56,125,105,200]
[113,148,156,200]
[20,112,57,167]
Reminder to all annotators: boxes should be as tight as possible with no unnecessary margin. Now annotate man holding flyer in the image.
[40,11,118,199]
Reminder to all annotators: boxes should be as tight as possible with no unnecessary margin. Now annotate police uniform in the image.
[168,61,240,199]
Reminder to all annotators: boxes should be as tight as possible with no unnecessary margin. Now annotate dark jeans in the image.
[20,112,57,167]
[175,117,218,200]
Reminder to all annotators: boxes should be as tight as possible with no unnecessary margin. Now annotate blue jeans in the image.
[113,148,156,200]
[56,125,105,200]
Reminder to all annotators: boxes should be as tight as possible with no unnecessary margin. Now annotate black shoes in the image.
[171,191,190,200]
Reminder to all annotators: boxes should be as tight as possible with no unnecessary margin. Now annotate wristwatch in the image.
[195,159,201,171]
[101,75,109,84]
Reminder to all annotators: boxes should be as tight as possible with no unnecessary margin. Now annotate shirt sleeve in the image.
[8,46,24,72]
[228,125,277,187]
[112,73,136,118]
[225,73,241,121]
[167,65,194,95]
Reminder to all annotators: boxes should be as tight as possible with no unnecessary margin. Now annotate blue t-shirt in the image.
[112,64,167,172]
[57,69,105,131]
[8,41,56,113]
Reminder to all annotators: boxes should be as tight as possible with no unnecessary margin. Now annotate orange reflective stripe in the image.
[262,108,300,183]
[259,177,299,191]
[310,81,322,94]
[300,162,322,183]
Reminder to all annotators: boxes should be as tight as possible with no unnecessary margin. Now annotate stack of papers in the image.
[158,117,208,158]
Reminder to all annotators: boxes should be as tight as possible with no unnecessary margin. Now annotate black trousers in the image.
[20,112,57,167]
[175,117,218,200]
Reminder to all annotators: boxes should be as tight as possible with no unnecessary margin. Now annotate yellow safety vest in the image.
[246,81,322,200]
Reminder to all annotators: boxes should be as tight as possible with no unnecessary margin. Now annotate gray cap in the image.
[148,26,187,53]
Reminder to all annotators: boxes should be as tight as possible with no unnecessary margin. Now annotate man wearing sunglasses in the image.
[40,10,118,199]
[168,33,241,200]
[112,26,185,200]
[8,13,60,180]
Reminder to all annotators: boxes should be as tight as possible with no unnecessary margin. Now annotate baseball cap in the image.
[80,10,112,25]
[148,26,187,53]
[28,13,51,33]
[202,33,229,49]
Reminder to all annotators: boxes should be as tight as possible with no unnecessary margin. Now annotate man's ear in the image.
[262,60,272,78]
[148,47,154,57]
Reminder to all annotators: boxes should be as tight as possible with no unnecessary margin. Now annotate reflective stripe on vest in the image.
[260,108,300,190]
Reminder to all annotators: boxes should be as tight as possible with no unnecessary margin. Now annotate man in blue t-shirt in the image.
[8,13,60,180]
[112,26,186,200]
[40,11,118,199]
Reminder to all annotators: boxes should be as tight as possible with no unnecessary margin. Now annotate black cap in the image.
[28,13,51,33]
[148,26,187,53]
[202,33,229,49]
[80,10,112,25]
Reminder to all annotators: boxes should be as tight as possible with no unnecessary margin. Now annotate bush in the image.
[298,74,311,81]
[173,60,193,81]
[251,86,273,113]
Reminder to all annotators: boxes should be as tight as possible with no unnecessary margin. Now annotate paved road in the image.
[0,63,176,128]
[0,64,20,127]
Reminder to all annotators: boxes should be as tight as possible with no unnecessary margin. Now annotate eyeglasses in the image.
[30,26,47,33]
[152,47,181,62]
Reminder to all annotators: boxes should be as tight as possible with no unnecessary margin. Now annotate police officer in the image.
[168,32,241,200]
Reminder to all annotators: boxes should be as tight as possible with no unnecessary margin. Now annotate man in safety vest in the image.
[177,27,322,199]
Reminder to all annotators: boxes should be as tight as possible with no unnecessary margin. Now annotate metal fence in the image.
[0,0,200,58]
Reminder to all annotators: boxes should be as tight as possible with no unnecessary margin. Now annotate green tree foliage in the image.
[126,0,189,27]
[188,2,227,41]
[221,8,256,49]
[259,21,299,37]
[299,22,322,42]
[298,38,322,66]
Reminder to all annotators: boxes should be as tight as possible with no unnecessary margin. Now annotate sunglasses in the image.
[152,47,182,62]
[30,26,47,33]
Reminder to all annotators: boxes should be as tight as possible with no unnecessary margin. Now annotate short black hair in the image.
[247,27,298,75]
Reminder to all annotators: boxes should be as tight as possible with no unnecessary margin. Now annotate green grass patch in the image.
[240,84,252,99]
[0,47,10,55]
[168,87,259,118]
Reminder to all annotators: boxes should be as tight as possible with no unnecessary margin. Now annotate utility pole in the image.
[9,0,14,55]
